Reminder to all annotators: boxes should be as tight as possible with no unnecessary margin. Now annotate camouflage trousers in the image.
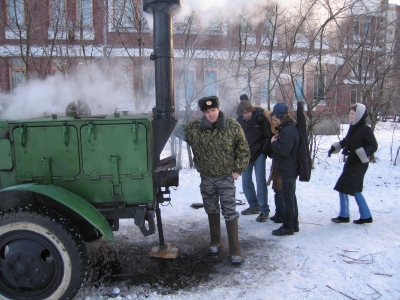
[200,174,239,221]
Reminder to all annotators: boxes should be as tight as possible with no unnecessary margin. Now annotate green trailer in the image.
[0,0,182,298]
[0,114,178,299]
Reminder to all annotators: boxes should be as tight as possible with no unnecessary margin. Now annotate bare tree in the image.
[336,0,400,130]
[259,0,354,166]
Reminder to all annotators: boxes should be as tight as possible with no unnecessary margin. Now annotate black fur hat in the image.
[198,96,220,111]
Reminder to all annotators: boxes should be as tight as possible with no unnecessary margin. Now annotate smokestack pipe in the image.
[144,0,182,159]
[144,0,182,121]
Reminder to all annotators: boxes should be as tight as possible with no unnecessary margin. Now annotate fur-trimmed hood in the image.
[352,103,367,125]
[263,109,277,135]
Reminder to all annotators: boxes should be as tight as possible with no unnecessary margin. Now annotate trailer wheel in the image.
[0,206,87,300]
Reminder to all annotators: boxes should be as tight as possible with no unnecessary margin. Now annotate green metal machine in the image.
[0,1,182,299]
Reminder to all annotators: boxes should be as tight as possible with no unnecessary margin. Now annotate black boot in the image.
[208,214,221,255]
[225,219,244,265]
[272,226,294,236]
[353,217,373,224]
[331,216,350,223]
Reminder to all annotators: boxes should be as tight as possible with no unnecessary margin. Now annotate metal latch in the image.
[87,122,96,142]
[19,125,27,147]
[42,158,52,185]
[131,121,138,144]
[110,155,121,196]
[62,123,69,146]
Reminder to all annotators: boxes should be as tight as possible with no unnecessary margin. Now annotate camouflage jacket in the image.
[182,111,250,178]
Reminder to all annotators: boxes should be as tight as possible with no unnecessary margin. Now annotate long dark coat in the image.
[271,122,300,178]
[334,114,378,196]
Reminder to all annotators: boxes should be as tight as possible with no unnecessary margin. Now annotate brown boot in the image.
[225,219,244,265]
[208,213,221,255]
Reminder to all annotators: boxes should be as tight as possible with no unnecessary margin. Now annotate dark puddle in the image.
[84,242,223,295]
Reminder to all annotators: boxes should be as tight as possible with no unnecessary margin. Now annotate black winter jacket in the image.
[334,110,378,195]
[236,107,273,163]
[271,122,300,178]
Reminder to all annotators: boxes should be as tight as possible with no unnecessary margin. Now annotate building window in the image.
[198,17,227,35]
[240,19,256,45]
[204,62,217,96]
[364,17,371,40]
[294,77,305,100]
[181,70,195,100]
[205,70,217,96]
[113,0,135,28]
[51,0,67,27]
[353,19,360,37]
[261,19,278,47]
[174,13,199,34]
[205,19,227,35]
[351,89,357,104]
[78,0,93,27]
[313,73,325,101]
[262,83,269,100]
[260,81,275,108]
[295,36,309,48]
[10,58,26,90]
[208,20,222,32]
[7,0,25,26]
[361,57,369,75]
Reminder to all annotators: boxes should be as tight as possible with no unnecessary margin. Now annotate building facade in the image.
[0,0,399,123]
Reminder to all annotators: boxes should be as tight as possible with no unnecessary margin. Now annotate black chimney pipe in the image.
[144,1,182,255]
[144,0,182,159]
[144,0,181,121]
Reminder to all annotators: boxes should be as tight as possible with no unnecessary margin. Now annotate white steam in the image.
[177,0,283,26]
[1,64,134,120]
[144,0,282,28]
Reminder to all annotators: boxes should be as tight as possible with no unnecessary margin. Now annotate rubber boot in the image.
[225,219,244,265]
[208,213,221,255]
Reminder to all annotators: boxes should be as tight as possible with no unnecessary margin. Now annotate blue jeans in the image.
[241,153,269,215]
[339,192,372,219]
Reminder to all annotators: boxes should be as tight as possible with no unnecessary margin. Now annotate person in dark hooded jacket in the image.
[328,103,378,224]
[236,100,274,222]
[270,103,300,236]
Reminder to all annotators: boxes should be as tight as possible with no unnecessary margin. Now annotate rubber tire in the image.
[0,205,87,300]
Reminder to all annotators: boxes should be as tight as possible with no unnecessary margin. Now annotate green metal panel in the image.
[51,177,154,205]
[0,183,114,242]
[81,123,148,177]
[0,139,13,170]
[2,117,155,206]
[12,125,80,180]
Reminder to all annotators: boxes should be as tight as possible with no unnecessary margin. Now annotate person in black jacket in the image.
[236,99,274,222]
[270,103,300,236]
[328,103,378,224]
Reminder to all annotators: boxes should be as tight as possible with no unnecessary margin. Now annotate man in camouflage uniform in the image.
[174,95,250,265]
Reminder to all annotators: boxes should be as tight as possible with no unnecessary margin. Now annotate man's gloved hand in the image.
[328,146,335,157]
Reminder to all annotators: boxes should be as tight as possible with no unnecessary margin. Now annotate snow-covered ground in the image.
[76,121,400,300]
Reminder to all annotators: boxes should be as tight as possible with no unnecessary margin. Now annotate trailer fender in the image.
[0,183,114,242]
